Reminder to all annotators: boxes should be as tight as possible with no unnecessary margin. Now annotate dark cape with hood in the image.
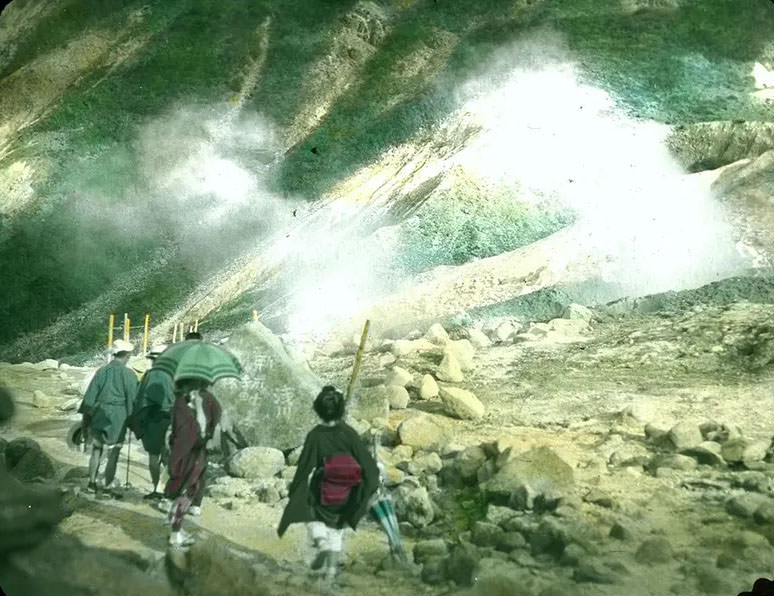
[277,421,379,537]
[80,359,139,445]
[131,368,175,455]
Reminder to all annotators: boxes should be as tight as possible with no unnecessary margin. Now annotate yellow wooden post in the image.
[179,322,185,341]
[194,319,199,332]
[107,314,115,349]
[172,324,177,344]
[142,313,150,355]
[123,314,130,342]
[252,309,258,322]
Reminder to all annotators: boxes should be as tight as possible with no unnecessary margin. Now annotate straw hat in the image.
[111,339,135,353]
[148,344,168,358]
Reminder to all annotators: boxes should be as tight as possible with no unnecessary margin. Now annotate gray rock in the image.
[443,543,480,587]
[733,471,770,493]
[385,366,413,387]
[31,390,54,408]
[59,397,81,412]
[420,556,445,585]
[484,447,574,510]
[651,454,698,472]
[207,477,253,498]
[214,323,322,450]
[419,374,439,400]
[529,517,570,557]
[722,438,768,464]
[32,359,59,371]
[436,350,463,383]
[407,451,442,476]
[442,445,488,486]
[609,443,650,467]
[582,489,615,508]
[466,328,492,349]
[573,559,628,584]
[494,321,516,343]
[10,449,55,482]
[444,339,475,371]
[386,385,410,409]
[609,522,632,541]
[413,538,448,563]
[425,323,450,345]
[397,413,451,451]
[563,304,593,323]
[473,558,538,593]
[351,385,390,421]
[438,386,484,420]
[634,537,673,565]
[667,421,703,451]
[726,493,769,518]
[680,441,724,466]
[226,446,285,480]
[753,501,774,524]
[394,481,435,528]
[485,504,519,527]
[471,521,506,549]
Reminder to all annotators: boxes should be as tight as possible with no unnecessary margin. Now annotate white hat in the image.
[148,344,168,357]
[111,339,135,353]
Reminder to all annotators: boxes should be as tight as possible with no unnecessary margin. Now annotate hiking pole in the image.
[125,435,132,488]
[346,320,370,400]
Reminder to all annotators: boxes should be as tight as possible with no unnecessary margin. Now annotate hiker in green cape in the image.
[79,339,139,498]
[131,344,174,500]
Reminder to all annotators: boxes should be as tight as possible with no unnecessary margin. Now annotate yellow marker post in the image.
[252,309,258,322]
[142,313,150,355]
[194,319,199,332]
[179,322,185,342]
[172,324,177,344]
[107,314,115,349]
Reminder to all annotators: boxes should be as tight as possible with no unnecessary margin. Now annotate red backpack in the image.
[320,454,362,506]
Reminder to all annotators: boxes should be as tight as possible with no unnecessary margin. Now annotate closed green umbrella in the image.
[152,342,243,384]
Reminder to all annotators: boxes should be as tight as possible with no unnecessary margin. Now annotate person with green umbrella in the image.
[164,376,222,547]
[79,339,139,498]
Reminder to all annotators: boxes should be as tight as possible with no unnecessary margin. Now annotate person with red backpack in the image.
[277,385,379,583]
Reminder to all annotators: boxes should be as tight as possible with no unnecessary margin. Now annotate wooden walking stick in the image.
[125,434,132,488]
[346,320,370,400]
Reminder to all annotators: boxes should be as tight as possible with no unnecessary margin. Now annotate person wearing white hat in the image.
[79,339,139,498]
[130,344,174,500]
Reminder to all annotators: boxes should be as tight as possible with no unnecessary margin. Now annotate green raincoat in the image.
[131,368,174,454]
[81,359,138,445]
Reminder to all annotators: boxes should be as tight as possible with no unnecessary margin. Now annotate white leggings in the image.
[307,522,344,553]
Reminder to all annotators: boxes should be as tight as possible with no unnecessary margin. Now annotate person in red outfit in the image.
[163,377,221,547]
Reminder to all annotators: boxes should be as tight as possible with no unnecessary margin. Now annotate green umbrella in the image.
[152,341,243,384]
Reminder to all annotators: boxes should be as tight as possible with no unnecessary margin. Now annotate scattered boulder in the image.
[467,328,492,349]
[634,537,673,565]
[573,559,627,584]
[32,390,54,408]
[392,338,439,358]
[609,522,632,541]
[59,397,81,412]
[385,366,413,387]
[9,449,55,482]
[425,323,450,345]
[254,478,285,505]
[378,353,397,368]
[680,441,724,467]
[226,447,285,480]
[649,454,698,472]
[667,421,703,451]
[445,339,475,371]
[484,447,574,510]
[438,386,484,420]
[563,304,593,323]
[5,438,41,469]
[436,350,463,383]
[443,543,480,587]
[407,451,442,476]
[726,493,769,519]
[386,385,410,409]
[394,479,435,528]
[471,521,507,549]
[207,477,254,498]
[582,489,615,508]
[609,443,650,467]
[351,385,390,421]
[485,504,519,527]
[722,438,768,465]
[419,374,439,400]
[413,538,448,563]
[397,413,451,451]
[494,322,516,343]
[442,445,488,486]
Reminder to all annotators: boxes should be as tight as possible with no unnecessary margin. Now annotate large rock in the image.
[9,449,55,482]
[436,350,463,382]
[563,303,593,323]
[722,438,769,464]
[350,385,390,421]
[386,385,410,409]
[392,338,440,358]
[484,447,574,510]
[215,323,323,450]
[31,390,53,408]
[419,374,439,399]
[394,479,434,528]
[206,477,254,499]
[385,366,413,387]
[438,386,484,420]
[398,413,451,451]
[667,421,703,451]
[466,328,492,349]
[445,339,475,371]
[31,359,59,371]
[226,446,285,480]
[425,323,450,345]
